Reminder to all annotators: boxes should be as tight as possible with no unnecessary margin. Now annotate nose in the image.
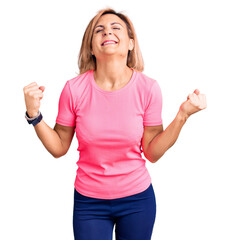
[103,31,112,36]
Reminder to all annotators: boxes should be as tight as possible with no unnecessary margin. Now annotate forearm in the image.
[33,120,64,158]
[146,110,188,163]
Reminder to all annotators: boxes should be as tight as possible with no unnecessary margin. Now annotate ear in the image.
[129,39,134,51]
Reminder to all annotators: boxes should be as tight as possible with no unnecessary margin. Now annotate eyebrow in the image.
[94,22,123,30]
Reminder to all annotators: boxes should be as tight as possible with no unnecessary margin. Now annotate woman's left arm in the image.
[147,89,207,163]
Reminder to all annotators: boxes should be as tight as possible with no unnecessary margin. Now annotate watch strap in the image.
[25,111,43,126]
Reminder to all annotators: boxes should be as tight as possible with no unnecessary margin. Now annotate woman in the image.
[23,8,207,240]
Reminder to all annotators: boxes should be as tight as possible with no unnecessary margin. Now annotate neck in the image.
[94,58,132,86]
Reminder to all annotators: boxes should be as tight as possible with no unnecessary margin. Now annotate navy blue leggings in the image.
[73,183,156,240]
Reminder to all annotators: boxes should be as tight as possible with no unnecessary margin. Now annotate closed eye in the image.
[95,28,120,33]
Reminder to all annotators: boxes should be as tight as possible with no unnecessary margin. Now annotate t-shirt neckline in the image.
[90,68,136,94]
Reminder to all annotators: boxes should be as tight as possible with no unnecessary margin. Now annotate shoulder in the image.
[67,70,92,89]
[60,70,92,106]
[135,71,160,93]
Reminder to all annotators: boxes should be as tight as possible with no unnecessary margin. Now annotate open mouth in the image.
[101,41,118,46]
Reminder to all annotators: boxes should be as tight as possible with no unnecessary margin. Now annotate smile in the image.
[101,41,118,46]
[103,42,117,46]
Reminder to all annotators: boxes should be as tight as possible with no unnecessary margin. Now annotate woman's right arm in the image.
[23,82,75,158]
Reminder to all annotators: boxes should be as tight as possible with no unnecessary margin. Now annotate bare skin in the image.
[23,14,207,161]
[142,89,207,163]
[91,14,134,91]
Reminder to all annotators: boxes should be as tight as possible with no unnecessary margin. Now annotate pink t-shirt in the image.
[56,68,163,199]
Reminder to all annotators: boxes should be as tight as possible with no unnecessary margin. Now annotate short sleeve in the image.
[56,81,76,127]
[143,80,163,126]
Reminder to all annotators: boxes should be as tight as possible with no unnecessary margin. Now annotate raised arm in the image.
[23,82,75,158]
[144,89,207,163]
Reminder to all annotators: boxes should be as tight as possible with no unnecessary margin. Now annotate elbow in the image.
[52,145,69,158]
[144,145,159,163]
[149,156,158,164]
[52,151,66,159]
[150,157,160,164]
[145,144,168,163]
[144,152,157,164]
[144,151,162,164]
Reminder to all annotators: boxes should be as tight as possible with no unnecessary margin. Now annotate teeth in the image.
[102,41,117,46]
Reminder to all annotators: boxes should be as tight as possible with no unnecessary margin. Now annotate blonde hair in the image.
[76,8,144,75]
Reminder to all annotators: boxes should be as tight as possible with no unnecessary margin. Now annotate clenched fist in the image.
[23,82,45,118]
[179,89,207,119]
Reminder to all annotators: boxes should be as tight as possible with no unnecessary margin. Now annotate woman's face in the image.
[91,14,134,60]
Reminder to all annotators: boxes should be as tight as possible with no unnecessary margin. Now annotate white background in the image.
[1,0,229,239]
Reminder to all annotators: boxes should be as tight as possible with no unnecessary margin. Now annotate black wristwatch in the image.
[25,111,43,126]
